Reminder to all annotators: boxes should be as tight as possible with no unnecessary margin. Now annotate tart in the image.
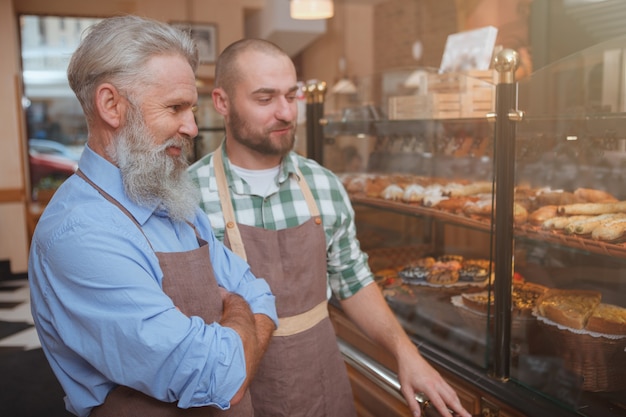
[536,288,602,330]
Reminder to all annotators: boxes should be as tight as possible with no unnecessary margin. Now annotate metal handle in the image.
[337,338,457,416]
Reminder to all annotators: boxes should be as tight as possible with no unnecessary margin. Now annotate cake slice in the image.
[586,303,626,334]
[537,289,602,330]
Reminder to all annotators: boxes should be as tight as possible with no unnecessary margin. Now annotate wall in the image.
[0,0,260,274]
[0,0,29,274]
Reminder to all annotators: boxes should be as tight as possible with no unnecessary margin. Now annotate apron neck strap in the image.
[213,144,321,262]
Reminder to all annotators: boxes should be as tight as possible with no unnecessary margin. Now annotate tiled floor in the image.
[0,278,41,352]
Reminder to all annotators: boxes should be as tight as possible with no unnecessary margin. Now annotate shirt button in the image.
[315,217,322,225]
[226,221,235,228]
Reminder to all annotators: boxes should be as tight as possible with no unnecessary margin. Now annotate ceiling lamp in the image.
[290,0,334,20]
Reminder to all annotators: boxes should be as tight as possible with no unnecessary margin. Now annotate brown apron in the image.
[214,149,356,417]
[76,170,253,417]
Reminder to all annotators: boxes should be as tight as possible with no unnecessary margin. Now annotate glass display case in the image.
[320,39,626,417]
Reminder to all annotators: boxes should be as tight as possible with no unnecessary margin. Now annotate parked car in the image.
[28,138,82,162]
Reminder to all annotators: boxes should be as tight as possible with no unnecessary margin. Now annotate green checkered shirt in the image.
[188,145,374,299]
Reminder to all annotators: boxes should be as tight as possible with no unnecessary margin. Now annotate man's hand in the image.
[218,289,275,404]
[340,284,471,417]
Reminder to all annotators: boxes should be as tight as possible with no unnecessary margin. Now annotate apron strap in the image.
[213,146,249,261]
[213,144,322,262]
[213,145,329,337]
[76,169,156,252]
[76,169,206,250]
[273,300,328,336]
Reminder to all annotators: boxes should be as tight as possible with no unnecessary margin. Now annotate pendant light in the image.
[290,0,334,20]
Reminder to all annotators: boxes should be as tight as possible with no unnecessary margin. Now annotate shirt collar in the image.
[78,144,160,225]
[214,143,299,195]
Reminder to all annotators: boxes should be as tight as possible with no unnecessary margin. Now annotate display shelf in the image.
[353,195,626,259]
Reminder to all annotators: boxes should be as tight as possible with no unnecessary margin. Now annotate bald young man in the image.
[188,38,471,417]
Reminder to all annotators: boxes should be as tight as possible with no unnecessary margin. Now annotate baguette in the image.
[537,289,602,329]
[563,213,624,235]
[586,303,626,334]
[557,200,626,216]
[590,217,626,241]
[536,190,583,206]
[541,215,591,230]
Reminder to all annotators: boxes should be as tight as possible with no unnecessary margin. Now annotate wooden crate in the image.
[389,70,496,120]
[388,93,461,120]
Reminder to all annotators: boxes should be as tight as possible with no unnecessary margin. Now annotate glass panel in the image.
[513,35,626,413]
[325,69,499,371]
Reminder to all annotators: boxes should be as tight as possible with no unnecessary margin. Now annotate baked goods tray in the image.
[351,196,626,259]
[517,226,626,258]
[351,196,491,230]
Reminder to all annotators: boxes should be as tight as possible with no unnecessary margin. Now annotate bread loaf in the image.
[563,213,624,235]
[541,215,590,230]
[444,181,493,197]
[537,289,602,329]
[557,201,626,216]
[573,188,618,203]
[586,303,626,334]
[529,205,558,226]
[536,191,583,206]
[590,217,626,241]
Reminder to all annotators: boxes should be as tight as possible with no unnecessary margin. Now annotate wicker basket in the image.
[535,318,626,392]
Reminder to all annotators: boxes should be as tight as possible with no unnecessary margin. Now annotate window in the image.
[20,15,101,201]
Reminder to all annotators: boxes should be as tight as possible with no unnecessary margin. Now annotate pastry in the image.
[536,288,602,330]
[398,265,430,284]
[536,190,584,206]
[529,205,558,226]
[573,188,618,203]
[458,265,489,282]
[541,215,590,230]
[461,291,492,314]
[586,303,626,334]
[426,268,459,285]
[426,260,461,285]
[444,181,493,197]
[557,200,626,216]
[402,184,426,203]
[461,282,547,316]
[563,213,625,235]
[590,217,626,241]
[512,282,548,317]
[381,184,404,200]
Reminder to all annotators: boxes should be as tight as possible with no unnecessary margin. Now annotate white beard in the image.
[106,106,199,222]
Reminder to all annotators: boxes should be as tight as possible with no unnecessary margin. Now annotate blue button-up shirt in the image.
[29,145,278,417]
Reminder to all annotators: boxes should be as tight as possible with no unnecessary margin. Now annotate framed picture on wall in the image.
[171,21,218,64]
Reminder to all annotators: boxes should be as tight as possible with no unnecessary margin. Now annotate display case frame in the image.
[316,42,626,416]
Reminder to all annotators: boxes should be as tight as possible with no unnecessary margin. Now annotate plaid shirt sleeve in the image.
[188,150,374,299]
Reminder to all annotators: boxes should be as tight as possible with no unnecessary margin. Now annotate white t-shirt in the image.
[231,164,280,197]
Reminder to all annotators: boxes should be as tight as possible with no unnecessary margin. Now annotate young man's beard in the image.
[107,106,200,222]
[228,105,295,157]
